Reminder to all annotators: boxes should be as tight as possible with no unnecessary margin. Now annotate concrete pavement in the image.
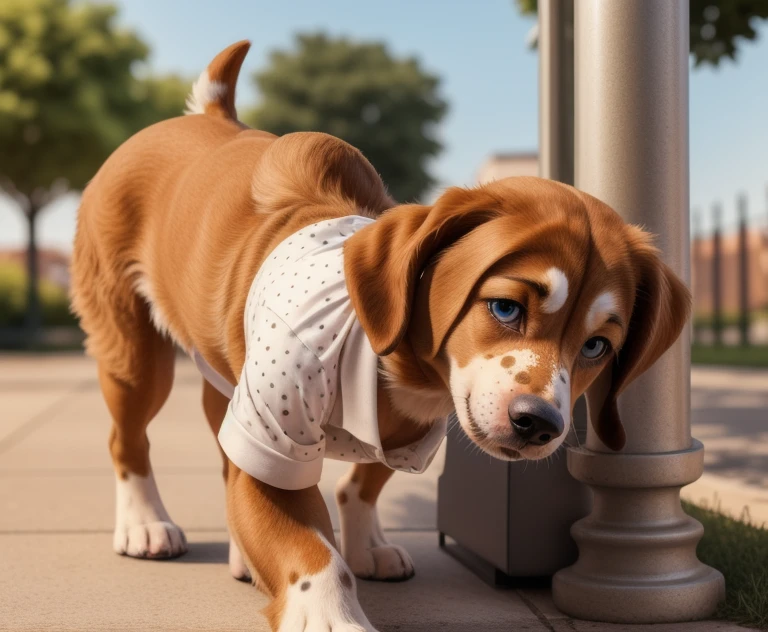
[1,353,761,631]
[682,366,768,524]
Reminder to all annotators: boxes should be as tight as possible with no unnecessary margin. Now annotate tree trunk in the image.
[24,204,42,342]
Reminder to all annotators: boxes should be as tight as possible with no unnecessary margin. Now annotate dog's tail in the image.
[184,40,251,120]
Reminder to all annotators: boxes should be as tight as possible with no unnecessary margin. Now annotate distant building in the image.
[476,152,539,184]
[0,248,71,291]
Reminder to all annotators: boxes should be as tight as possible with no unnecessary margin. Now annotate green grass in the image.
[694,310,768,329]
[685,500,768,629]
[691,344,768,368]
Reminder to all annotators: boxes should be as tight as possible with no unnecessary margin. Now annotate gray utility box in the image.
[437,397,592,584]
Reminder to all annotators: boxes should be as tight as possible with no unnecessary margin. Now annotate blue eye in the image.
[582,337,610,360]
[488,299,523,325]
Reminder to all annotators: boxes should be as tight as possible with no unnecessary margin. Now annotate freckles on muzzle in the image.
[450,353,571,460]
[460,390,567,460]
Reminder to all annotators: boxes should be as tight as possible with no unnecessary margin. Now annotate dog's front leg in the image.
[335,462,415,581]
[227,464,378,632]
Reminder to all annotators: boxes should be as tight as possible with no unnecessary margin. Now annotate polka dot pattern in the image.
[218,215,449,489]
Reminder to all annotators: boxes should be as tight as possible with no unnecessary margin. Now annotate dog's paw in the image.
[336,474,415,582]
[113,520,188,559]
[113,472,187,559]
[277,539,379,632]
[346,543,415,581]
[229,536,252,582]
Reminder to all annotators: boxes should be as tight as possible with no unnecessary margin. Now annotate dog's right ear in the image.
[585,225,692,451]
[344,187,501,356]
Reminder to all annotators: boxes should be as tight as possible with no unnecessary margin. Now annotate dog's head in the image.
[345,177,691,460]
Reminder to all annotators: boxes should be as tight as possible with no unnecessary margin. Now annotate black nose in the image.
[508,394,565,445]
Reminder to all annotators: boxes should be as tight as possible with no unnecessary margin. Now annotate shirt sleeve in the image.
[218,303,329,491]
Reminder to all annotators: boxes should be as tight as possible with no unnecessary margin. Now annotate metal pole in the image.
[539,0,574,184]
[538,0,589,440]
[552,0,725,623]
[712,203,723,345]
[737,194,750,346]
[692,209,702,345]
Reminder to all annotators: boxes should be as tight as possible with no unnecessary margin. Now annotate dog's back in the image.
[71,41,392,385]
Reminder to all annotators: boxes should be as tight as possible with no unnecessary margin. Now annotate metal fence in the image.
[691,188,768,347]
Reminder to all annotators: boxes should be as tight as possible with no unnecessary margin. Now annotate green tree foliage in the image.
[689,0,768,67]
[244,33,447,203]
[515,0,768,67]
[0,0,189,336]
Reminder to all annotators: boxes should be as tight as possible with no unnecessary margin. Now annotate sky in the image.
[1,0,767,253]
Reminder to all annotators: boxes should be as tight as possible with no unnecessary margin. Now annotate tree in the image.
[515,0,768,67]
[243,33,447,203]
[0,0,189,339]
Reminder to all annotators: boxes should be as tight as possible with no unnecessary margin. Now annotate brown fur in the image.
[70,41,691,630]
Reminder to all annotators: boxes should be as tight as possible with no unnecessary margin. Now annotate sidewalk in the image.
[682,365,768,524]
[0,353,761,632]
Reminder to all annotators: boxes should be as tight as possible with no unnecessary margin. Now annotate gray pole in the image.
[552,0,725,622]
[692,209,702,345]
[712,203,723,345]
[737,194,750,346]
[539,0,574,184]
[538,0,590,438]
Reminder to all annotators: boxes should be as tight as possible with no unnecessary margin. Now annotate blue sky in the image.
[1,0,766,252]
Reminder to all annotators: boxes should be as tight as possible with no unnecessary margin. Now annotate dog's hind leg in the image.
[96,314,185,559]
[335,462,415,581]
[71,220,185,558]
[201,378,252,582]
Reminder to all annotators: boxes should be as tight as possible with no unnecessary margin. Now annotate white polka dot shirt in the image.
[211,215,448,491]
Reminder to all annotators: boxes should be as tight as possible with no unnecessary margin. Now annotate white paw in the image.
[229,536,252,582]
[113,472,187,559]
[278,533,378,632]
[114,520,188,559]
[346,543,415,581]
[336,475,415,581]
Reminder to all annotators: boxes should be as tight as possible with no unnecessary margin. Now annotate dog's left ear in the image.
[586,225,692,451]
[344,187,501,356]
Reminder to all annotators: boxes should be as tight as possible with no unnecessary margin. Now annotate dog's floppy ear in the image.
[344,187,501,356]
[586,226,692,451]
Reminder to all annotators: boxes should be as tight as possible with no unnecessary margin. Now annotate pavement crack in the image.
[516,589,556,631]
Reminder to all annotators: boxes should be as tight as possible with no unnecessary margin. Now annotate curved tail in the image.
[184,40,251,120]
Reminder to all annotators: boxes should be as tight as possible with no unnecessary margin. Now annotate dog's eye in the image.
[581,337,610,360]
[488,299,524,326]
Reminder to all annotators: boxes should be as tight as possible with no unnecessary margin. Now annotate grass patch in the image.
[691,344,768,368]
[694,310,768,329]
[684,500,768,629]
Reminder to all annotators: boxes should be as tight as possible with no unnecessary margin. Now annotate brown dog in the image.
[70,40,691,631]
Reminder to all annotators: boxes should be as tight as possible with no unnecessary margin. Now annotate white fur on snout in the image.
[449,352,571,459]
[541,267,569,314]
[277,531,378,632]
[586,292,617,332]
[450,350,540,436]
[335,473,414,581]
[539,366,572,446]
[113,472,187,558]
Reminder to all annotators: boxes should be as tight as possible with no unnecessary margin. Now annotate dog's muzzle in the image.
[508,394,565,446]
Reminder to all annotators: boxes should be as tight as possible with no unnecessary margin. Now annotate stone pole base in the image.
[552,440,725,623]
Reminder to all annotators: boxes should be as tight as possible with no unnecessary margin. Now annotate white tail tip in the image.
[184,70,227,116]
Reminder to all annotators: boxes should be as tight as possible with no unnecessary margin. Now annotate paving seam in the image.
[0,380,92,457]
[516,589,557,631]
